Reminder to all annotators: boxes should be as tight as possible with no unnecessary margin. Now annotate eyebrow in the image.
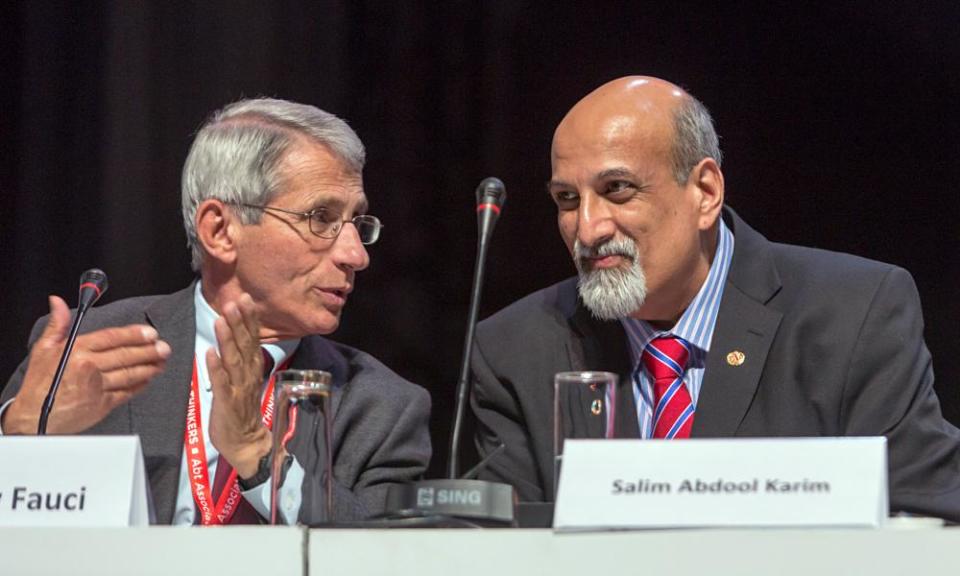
[306,195,369,214]
[546,179,572,193]
[355,197,370,214]
[596,167,638,180]
[545,167,639,193]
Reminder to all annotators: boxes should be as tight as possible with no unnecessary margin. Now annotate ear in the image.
[195,199,240,267]
[688,157,724,231]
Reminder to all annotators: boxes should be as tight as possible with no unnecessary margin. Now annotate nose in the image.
[576,191,616,249]
[333,222,370,271]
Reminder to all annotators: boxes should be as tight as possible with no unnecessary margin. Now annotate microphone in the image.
[37,269,109,435]
[381,178,516,527]
[77,268,109,312]
[475,176,506,246]
[450,177,507,478]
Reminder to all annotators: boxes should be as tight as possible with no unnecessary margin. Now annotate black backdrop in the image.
[2,1,958,477]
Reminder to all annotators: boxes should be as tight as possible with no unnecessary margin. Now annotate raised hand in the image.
[206,293,272,479]
[2,296,170,434]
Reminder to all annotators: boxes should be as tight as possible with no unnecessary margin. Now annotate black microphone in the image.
[475,176,506,246]
[449,177,507,478]
[37,269,109,435]
[382,180,514,526]
[77,268,109,312]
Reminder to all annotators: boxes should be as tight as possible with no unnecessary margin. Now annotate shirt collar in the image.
[620,217,735,362]
[194,282,300,374]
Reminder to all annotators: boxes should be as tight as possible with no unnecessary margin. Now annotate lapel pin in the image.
[726,350,746,366]
[591,399,603,415]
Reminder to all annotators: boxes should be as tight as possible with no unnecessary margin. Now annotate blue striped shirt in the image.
[620,219,734,438]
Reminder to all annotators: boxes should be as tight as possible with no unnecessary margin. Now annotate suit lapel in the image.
[693,208,783,437]
[692,283,782,436]
[132,284,197,524]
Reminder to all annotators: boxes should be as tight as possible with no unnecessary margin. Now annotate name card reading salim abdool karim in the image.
[553,438,887,531]
[0,436,150,526]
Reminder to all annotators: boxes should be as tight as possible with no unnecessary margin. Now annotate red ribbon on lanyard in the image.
[184,355,291,525]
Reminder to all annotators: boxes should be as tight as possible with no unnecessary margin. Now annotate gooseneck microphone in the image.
[448,177,506,478]
[382,179,514,525]
[37,269,109,435]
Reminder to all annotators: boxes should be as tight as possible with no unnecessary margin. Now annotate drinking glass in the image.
[553,371,618,495]
[270,369,332,525]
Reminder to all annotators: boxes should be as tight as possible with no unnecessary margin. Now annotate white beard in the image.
[574,237,647,320]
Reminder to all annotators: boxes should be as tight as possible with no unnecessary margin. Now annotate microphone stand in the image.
[37,269,109,435]
[381,178,517,526]
[447,195,496,478]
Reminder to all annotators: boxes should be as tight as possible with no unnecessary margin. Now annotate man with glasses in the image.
[1,98,431,524]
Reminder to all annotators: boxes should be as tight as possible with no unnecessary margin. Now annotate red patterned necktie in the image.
[642,336,694,439]
[209,348,277,524]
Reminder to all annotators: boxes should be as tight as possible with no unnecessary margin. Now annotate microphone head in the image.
[78,268,109,310]
[475,177,507,209]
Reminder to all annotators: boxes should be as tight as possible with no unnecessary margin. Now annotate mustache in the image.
[574,237,638,266]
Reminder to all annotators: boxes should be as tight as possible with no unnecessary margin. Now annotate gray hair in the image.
[181,98,366,271]
[670,94,722,185]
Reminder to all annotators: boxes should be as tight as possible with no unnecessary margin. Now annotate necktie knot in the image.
[641,336,691,382]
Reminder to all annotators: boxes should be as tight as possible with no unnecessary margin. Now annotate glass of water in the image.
[270,369,332,525]
[553,371,618,496]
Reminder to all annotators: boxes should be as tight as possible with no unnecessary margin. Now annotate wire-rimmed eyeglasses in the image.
[237,203,382,245]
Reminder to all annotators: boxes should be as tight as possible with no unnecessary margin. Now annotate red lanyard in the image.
[184,355,290,525]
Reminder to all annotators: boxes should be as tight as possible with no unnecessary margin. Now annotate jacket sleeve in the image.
[297,366,432,523]
[841,266,960,520]
[471,332,548,501]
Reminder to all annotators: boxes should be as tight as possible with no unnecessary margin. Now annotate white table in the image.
[0,526,304,576]
[309,524,957,576]
[2,524,956,576]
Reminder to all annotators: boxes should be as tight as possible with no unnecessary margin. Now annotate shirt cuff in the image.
[241,456,305,524]
[0,399,15,435]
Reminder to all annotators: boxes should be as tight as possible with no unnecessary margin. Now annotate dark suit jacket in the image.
[471,207,960,520]
[1,284,431,523]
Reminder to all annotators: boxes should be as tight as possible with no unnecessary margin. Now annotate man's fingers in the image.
[214,313,260,388]
[80,324,160,353]
[38,295,71,347]
[236,294,261,350]
[205,345,228,393]
[221,300,258,361]
[99,360,169,392]
[83,339,171,373]
[213,315,243,375]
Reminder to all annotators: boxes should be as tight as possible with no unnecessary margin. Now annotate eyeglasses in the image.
[237,203,382,245]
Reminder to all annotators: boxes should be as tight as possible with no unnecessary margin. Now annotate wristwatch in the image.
[238,453,294,490]
[238,453,272,490]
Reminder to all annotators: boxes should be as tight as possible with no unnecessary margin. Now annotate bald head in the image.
[548,76,725,324]
[553,76,720,185]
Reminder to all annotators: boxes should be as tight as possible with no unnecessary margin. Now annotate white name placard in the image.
[554,437,887,531]
[0,436,150,526]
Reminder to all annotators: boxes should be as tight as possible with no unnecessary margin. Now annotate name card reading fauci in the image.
[554,438,887,531]
[0,436,150,527]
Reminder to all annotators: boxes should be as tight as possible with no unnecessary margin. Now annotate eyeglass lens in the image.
[310,214,380,245]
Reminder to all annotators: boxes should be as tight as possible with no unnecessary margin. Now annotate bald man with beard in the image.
[470,76,960,520]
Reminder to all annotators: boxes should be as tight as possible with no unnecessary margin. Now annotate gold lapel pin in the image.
[591,399,603,415]
[726,350,746,366]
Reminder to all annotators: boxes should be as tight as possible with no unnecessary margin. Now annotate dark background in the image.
[2,1,958,478]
